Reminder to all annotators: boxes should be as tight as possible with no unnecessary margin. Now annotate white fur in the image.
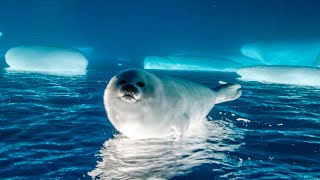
[104,69,241,139]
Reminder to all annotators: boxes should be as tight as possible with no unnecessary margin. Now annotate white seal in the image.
[104,69,242,139]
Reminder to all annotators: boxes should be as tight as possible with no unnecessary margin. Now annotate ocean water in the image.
[1,68,319,179]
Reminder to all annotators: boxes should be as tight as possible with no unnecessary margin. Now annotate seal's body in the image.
[104,69,242,139]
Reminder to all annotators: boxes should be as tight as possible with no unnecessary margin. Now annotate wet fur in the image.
[104,69,242,139]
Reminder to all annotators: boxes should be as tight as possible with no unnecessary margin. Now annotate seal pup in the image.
[104,69,242,139]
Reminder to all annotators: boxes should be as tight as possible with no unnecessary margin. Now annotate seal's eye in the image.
[136,82,145,88]
[118,80,126,85]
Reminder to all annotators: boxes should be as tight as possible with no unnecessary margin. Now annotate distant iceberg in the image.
[225,54,264,66]
[144,55,243,72]
[5,46,88,75]
[241,41,320,66]
[237,66,320,87]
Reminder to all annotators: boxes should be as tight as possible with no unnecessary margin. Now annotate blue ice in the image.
[5,46,88,75]
[144,55,245,72]
[237,66,320,87]
[241,41,320,66]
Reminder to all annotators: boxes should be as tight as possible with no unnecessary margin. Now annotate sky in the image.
[0,0,320,64]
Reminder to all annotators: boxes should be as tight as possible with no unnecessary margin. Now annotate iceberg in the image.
[241,41,320,66]
[144,55,243,72]
[225,54,264,66]
[237,66,320,87]
[5,46,88,75]
[0,32,3,37]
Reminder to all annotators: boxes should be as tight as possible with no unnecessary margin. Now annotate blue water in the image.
[1,69,320,179]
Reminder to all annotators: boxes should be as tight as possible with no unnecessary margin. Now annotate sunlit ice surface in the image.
[241,41,320,66]
[237,66,320,87]
[144,55,242,72]
[89,118,244,179]
[5,46,88,75]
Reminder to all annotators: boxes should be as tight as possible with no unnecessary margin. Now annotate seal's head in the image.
[106,69,155,104]
[104,69,166,139]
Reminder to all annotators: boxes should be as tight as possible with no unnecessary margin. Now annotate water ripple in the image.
[0,70,319,179]
[89,119,244,179]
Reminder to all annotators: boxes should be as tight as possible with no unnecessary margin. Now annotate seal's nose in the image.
[121,84,137,93]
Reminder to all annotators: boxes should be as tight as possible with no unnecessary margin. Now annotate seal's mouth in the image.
[122,93,135,100]
[118,84,141,103]
[120,92,140,103]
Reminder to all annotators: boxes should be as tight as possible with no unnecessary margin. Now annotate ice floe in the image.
[5,46,88,75]
[144,55,243,72]
[241,41,320,66]
[237,66,320,87]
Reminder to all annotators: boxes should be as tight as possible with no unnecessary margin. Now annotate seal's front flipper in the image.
[214,83,242,104]
[171,113,190,141]
[171,126,185,142]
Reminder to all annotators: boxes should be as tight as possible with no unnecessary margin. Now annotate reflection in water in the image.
[5,68,87,76]
[89,118,244,179]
